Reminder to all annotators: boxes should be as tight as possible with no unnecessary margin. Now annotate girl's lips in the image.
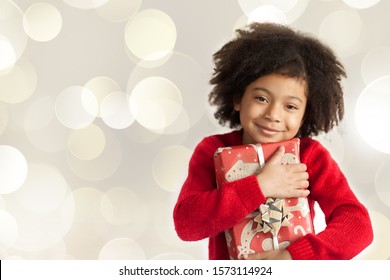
[256,124,280,136]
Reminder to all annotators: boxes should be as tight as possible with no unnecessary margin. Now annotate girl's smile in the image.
[256,124,282,136]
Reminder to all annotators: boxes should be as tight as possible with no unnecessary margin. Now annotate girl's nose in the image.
[264,104,281,122]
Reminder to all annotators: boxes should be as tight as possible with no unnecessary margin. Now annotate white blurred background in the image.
[0,0,389,260]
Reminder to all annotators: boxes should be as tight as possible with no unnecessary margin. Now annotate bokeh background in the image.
[0,0,390,260]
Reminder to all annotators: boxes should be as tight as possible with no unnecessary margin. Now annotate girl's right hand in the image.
[256,146,310,198]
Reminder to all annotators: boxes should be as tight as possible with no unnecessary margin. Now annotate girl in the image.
[173,23,373,260]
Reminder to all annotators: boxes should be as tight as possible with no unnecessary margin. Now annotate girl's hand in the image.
[257,146,310,198]
[241,249,292,260]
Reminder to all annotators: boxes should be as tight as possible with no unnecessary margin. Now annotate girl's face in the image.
[234,73,307,144]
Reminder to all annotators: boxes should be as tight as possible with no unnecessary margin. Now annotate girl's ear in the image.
[234,103,241,111]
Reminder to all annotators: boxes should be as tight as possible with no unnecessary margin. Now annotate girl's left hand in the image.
[240,249,292,260]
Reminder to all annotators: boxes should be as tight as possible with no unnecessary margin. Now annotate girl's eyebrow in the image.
[252,87,305,104]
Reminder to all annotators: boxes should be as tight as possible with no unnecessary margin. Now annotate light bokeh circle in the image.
[123,122,163,144]
[0,145,28,194]
[63,188,102,231]
[127,52,208,135]
[0,209,18,250]
[129,76,182,131]
[66,128,122,181]
[248,5,287,24]
[0,195,4,208]
[239,0,295,15]
[99,238,146,260]
[361,46,390,85]
[238,0,308,24]
[16,163,69,214]
[55,86,98,129]
[96,0,142,22]
[152,145,192,192]
[375,159,390,208]
[24,95,54,131]
[67,124,106,160]
[151,201,194,249]
[62,0,110,10]
[284,0,309,23]
[0,59,37,104]
[355,76,390,154]
[342,0,381,9]
[100,187,149,229]
[0,35,16,71]
[24,95,69,153]
[84,76,121,118]
[60,187,108,259]
[23,3,62,42]
[319,10,363,57]
[35,240,68,259]
[344,144,381,185]
[0,102,8,137]
[101,91,135,129]
[0,0,28,68]
[8,190,75,252]
[125,9,176,61]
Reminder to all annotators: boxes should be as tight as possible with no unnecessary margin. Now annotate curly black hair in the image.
[208,22,346,138]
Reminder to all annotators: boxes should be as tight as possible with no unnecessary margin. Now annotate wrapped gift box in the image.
[213,138,314,259]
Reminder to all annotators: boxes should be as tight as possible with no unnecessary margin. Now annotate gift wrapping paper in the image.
[213,138,314,259]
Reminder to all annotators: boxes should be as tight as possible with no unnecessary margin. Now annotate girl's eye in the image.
[286,104,298,110]
[255,96,268,103]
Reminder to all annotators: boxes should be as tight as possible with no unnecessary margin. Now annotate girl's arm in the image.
[173,137,267,241]
[286,139,373,259]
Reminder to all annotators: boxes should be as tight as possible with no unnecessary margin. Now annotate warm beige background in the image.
[0,0,389,259]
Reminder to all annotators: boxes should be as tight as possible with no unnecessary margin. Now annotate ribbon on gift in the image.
[254,198,293,250]
[249,144,265,167]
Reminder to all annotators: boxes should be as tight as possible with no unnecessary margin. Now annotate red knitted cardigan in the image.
[173,130,373,259]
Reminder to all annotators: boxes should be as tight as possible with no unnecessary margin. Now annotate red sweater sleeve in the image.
[287,138,373,259]
[173,135,267,241]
